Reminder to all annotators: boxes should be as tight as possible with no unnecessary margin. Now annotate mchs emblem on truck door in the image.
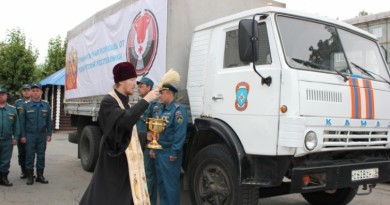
[127,9,159,76]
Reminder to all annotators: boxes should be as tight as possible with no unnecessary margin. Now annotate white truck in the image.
[65,0,390,204]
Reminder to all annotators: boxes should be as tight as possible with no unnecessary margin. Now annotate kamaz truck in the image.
[65,0,390,204]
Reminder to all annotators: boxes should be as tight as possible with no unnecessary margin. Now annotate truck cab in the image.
[185,6,390,205]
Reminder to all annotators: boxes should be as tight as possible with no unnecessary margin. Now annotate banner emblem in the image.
[127,10,159,76]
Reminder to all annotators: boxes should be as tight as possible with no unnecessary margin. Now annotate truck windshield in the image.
[276,15,389,81]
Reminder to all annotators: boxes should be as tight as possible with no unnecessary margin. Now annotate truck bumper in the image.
[290,160,390,193]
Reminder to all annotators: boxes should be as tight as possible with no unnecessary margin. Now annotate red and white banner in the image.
[65,0,167,99]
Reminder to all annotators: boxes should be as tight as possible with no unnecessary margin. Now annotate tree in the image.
[41,35,67,77]
[0,28,38,100]
[359,10,368,16]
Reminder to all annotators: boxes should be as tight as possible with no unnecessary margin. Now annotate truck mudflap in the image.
[290,160,390,193]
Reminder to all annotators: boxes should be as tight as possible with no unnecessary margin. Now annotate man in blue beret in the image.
[14,83,31,179]
[136,77,160,205]
[19,82,52,185]
[0,86,20,186]
[136,77,160,149]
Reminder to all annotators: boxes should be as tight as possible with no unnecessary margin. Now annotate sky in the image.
[0,0,119,64]
[0,0,389,64]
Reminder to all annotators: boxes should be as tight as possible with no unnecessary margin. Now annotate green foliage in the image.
[0,28,38,100]
[40,35,67,78]
[0,27,67,102]
[359,10,368,17]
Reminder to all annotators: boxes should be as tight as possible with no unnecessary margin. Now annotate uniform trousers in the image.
[0,138,13,172]
[155,148,182,205]
[25,134,47,170]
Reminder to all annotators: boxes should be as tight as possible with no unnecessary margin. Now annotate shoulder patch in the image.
[8,113,15,121]
[175,110,183,125]
[174,103,180,108]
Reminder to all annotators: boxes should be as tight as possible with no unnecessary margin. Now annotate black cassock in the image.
[79,89,149,205]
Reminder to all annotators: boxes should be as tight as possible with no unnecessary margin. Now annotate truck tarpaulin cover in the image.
[65,0,167,99]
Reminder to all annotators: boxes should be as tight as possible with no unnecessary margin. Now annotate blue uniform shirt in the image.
[14,98,30,115]
[20,100,52,137]
[0,103,20,140]
[157,99,187,157]
[136,100,161,133]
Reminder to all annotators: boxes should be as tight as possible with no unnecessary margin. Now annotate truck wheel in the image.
[189,144,259,205]
[80,125,101,172]
[68,132,79,144]
[301,187,358,205]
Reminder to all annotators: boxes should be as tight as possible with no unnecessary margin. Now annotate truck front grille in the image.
[322,130,388,149]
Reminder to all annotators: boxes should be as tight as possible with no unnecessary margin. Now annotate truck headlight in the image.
[305,131,318,151]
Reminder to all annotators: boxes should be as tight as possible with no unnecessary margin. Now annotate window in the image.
[277,15,389,81]
[223,23,272,68]
[277,16,348,72]
[371,26,383,38]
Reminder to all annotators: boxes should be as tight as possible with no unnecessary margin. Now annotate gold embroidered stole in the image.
[109,90,150,205]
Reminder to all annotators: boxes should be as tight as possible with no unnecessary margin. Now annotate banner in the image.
[65,0,167,99]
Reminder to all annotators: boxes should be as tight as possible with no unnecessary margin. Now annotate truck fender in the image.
[185,117,245,179]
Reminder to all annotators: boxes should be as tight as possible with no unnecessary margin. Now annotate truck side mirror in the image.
[238,19,259,62]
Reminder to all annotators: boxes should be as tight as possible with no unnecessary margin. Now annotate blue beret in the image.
[0,86,7,93]
[31,82,42,89]
[137,77,154,88]
[22,84,31,90]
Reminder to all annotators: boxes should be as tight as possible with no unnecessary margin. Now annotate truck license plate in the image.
[351,168,379,181]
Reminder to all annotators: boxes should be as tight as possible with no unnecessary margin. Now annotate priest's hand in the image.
[144,88,159,102]
[149,149,156,159]
[146,132,153,141]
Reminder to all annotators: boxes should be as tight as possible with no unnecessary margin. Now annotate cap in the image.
[21,84,31,90]
[160,83,178,93]
[113,62,137,83]
[0,86,7,93]
[137,77,154,88]
[31,82,42,89]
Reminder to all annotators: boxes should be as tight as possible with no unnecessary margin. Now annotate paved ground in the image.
[0,132,389,205]
[1,133,90,205]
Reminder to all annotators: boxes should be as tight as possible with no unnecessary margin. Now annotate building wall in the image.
[345,11,390,68]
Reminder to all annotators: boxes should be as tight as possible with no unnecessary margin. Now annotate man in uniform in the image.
[136,77,159,149]
[0,86,20,186]
[154,83,187,205]
[20,82,52,185]
[136,77,160,205]
[14,83,31,179]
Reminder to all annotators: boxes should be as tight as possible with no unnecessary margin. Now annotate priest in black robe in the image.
[79,62,159,205]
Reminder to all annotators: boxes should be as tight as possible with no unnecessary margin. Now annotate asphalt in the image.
[0,133,91,205]
[0,132,192,205]
[1,133,389,205]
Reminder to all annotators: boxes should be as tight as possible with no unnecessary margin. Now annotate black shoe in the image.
[20,172,27,179]
[0,172,13,187]
[36,175,49,184]
[26,171,34,185]
[36,170,48,184]
[20,167,27,179]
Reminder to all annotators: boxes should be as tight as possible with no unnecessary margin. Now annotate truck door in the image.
[208,20,282,155]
